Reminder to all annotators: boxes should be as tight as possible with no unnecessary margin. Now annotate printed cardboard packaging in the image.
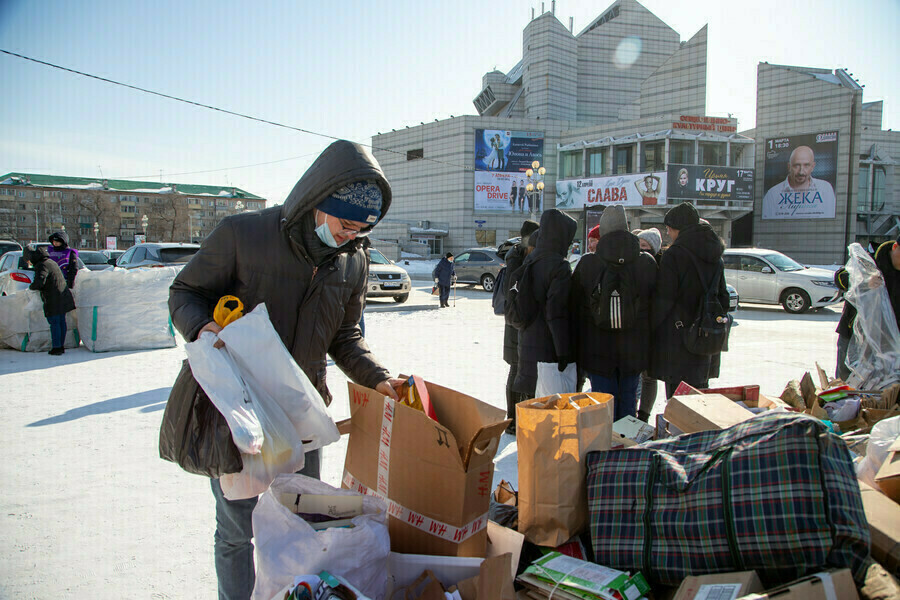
[858,480,900,574]
[342,380,509,557]
[672,571,764,600]
[875,437,900,503]
[736,569,858,600]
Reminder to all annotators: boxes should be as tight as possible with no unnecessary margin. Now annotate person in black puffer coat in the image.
[516,209,577,398]
[572,206,657,421]
[25,244,75,355]
[650,203,729,398]
[501,219,539,433]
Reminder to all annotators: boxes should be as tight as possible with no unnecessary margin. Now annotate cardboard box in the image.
[664,393,756,434]
[858,480,900,574]
[673,571,764,600]
[613,415,655,443]
[875,438,900,503]
[736,569,858,599]
[343,380,509,557]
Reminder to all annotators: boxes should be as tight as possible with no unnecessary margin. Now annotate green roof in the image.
[0,172,264,200]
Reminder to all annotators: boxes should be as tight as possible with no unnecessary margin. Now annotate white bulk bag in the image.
[75,267,177,352]
[251,474,390,600]
[0,291,79,351]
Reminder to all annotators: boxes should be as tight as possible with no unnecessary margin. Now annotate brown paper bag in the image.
[516,392,613,547]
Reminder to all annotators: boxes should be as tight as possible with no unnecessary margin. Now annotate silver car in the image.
[366,248,411,303]
[453,248,505,292]
[723,248,839,313]
[116,242,200,269]
[0,250,87,295]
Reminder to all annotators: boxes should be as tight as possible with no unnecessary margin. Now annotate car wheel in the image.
[781,288,810,314]
[481,273,496,292]
[393,293,409,304]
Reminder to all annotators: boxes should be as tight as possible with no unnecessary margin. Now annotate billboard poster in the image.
[555,172,667,210]
[762,131,838,219]
[474,171,543,213]
[474,129,543,173]
[106,236,117,250]
[667,164,755,203]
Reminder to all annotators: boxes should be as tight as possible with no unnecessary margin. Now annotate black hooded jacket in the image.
[517,209,577,365]
[650,223,729,385]
[571,230,658,376]
[169,140,393,404]
[875,241,900,328]
[26,245,75,317]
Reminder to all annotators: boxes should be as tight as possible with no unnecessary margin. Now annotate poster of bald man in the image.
[762,131,838,219]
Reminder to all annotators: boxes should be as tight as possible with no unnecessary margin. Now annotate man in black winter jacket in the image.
[650,203,729,398]
[25,245,75,355]
[169,140,403,600]
[501,219,539,433]
[572,206,657,421]
[517,209,577,398]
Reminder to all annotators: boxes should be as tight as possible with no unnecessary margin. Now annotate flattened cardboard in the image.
[736,569,858,600]
[613,415,655,443]
[343,380,509,557]
[664,393,755,433]
[673,571,764,600]
[875,438,900,503]
[858,481,900,574]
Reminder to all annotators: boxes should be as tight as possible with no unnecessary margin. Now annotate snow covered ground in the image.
[0,285,845,598]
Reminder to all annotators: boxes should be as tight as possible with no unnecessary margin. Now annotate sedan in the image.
[79,250,115,271]
[116,243,200,269]
[0,250,87,295]
[453,248,505,292]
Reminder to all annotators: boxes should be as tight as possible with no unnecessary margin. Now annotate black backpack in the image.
[504,260,540,330]
[589,259,638,330]
[680,251,731,356]
[492,266,507,316]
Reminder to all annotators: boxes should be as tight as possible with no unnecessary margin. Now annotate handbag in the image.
[158,359,243,477]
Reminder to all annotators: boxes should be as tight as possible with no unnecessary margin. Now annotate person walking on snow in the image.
[432,252,455,308]
[169,140,403,600]
[47,230,79,289]
[25,244,75,355]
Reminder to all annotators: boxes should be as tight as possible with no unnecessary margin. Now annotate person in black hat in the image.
[432,252,456,308]
[650,203,730,398]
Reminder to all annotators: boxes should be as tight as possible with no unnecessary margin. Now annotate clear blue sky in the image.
[0,0,896,204]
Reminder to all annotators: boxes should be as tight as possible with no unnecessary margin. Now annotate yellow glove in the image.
[214,295,244,328]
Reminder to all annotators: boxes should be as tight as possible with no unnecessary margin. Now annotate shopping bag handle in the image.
[214,295,244,328]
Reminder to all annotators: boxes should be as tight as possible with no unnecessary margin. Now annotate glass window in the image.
[469,251,489,261]
[642,142,665,171]
[731,145,744,167]
[560,151,582,178]
[669,140,693,165]
[873,167,886,211]
[587,149,607,176]
[475,230,496,247]
[762,253,804,272]
[455,252,471,263]
[368,249,391,265]
[858,167,870,211]
[699,142,727,166]
[614,145,633,174]
[119,247,136,265]
[741,256,769,272]
[132,248,147,262]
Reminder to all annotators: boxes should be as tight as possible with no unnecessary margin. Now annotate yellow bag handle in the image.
[214,295,244,328]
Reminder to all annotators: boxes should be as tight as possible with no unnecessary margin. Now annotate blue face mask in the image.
[314,211,349,248]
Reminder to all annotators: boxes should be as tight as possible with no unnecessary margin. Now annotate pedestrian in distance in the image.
[516,208,577,398]
[571,206,657,421]
[168,140,403,600]
[633,227,663,422]
[501,219,539,434]
[47,230,79,289]
[586,225,600,254]
[432,252,455,308]
[24,244,75,355]
[649,203,729,399]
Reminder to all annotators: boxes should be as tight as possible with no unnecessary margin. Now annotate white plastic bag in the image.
[251,474,390,600]
[0,291,80,351]
[857,415,900,488]
[187,303,339,500]
[844,243,900,389]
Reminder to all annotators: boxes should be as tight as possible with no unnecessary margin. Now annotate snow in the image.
[396,258,439,277]
[0,287,847,597]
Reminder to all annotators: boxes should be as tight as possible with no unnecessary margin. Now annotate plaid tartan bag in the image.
[585,412,870,587]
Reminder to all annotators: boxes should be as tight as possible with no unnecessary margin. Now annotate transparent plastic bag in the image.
[844,243,900,389]
[856,415,900,488]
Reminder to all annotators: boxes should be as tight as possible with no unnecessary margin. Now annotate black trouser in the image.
[439,284,451,306]
[506,362,528,425]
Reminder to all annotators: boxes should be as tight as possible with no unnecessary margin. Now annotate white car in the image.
[723,248,839,313]
[366,248,411,303]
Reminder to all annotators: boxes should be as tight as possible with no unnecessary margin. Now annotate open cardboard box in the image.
[342,379,509,557]
[736,569,858,600]
[857,481,900,576]
[672,571,764,600]
[875,437,900,503]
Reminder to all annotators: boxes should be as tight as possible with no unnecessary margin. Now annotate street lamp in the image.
[525,160,546,221]
[93,222,99,250]
[141,214,149,242]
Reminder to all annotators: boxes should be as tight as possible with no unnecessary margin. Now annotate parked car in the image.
[115,242,201,269]
[723,248,839,313]
[366,247,411,303]
[101,249,125,263]
[0,250,87,295]
[453,248,505,292]
[79,250,115,271]
[0,240,22,257]
[726,283,739,312]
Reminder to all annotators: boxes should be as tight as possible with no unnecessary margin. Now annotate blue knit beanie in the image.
[317,181,383,225]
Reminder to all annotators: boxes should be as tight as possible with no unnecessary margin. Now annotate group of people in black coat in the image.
[501,202,729,430]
